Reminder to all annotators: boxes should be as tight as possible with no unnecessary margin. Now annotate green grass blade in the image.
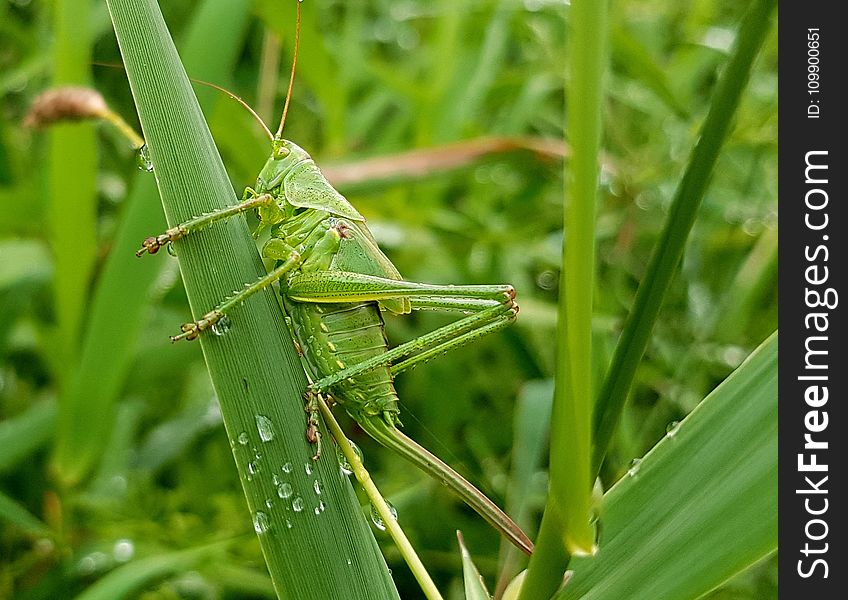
[458,531,492,600]
[0,490,51,536]
[48,0,97,366]
[496,380,553,596]
[0,399,56,474]
[552,0,607,554]
[52,0,253,487]
[75,542,231,600]
[103,1,399,597]
[592,0,777,473]
[519,0,609,594]
[558,332,777,600]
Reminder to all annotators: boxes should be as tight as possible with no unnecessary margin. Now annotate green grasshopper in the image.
[136,10,533,556]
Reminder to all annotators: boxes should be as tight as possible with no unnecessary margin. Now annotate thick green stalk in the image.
[520,0,608,594]
[592,0,777,475]
[103,1,399,597]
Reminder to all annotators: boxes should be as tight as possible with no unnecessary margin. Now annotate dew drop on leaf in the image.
[370,500,398,531]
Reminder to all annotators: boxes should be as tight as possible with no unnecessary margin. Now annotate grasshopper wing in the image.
[331,221,411,315]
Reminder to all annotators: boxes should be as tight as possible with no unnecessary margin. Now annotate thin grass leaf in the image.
[495,379,552,597]
[592,0,777,473]
[0,490,51,536]
[458,531,492,600]
[0,399,56,474]
[559,332,777,599]
[610,26,689,120]
[48,0,97,367]
[52,0,253,487]
[103,1,399,597]
[74,542,231,600]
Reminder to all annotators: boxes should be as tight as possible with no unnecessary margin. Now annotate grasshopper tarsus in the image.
[170,310,224,343]
[136,226,186,257]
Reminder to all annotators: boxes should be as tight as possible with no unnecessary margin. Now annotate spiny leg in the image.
[136,193,278,256]
[171,245,301,341]
[283,271,517,392]
[287,270,515,306]
[389,299,517,377]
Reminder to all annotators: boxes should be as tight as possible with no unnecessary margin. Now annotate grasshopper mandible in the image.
[136,7,532,556]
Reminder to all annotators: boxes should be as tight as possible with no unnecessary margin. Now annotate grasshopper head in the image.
[255,138,311,194]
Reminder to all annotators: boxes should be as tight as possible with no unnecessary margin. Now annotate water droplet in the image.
[273,474,281,486]
[136,144,153,172]
[666,421,680,437]
[237,432,249,445]
[336,440,363,476]
[370,500,398,531]
[305,463,313,475]
[282,462,292,473]
[265,498,273,509]
[313,479,322,495]
[319,501,326,512]
[248,461,259,475]
[314,506,321,515]
[277,482,293,499]
[166,243,177,257]
[292,496,304,512]
[253,511,270,534]
[346,558,352,566]
[211,315,231,336]
[112,539,135,562]
[255,415,275,442]
[628,458,642,477]
[286,518,293,529]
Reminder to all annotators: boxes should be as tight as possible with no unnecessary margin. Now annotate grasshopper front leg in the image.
[135,192,279,256]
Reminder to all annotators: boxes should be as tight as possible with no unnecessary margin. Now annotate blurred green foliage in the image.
[1,0,775,598]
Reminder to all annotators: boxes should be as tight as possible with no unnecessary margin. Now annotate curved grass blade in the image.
[558,332,777,599]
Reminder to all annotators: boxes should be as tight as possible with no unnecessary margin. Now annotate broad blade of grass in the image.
[592,0,777,474]
[558,332,777,599]
[103,1,399,597]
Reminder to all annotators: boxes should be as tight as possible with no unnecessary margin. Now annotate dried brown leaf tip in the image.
[23,87,109,128]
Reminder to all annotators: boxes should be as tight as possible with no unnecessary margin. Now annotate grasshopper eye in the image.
[272,141,291,160]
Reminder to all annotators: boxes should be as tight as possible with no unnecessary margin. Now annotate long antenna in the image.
[92,62,274,141]
[275,0,302,139]
[196,80,273,141]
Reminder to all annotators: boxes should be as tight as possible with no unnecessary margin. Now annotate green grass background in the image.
[1,0,776,598]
